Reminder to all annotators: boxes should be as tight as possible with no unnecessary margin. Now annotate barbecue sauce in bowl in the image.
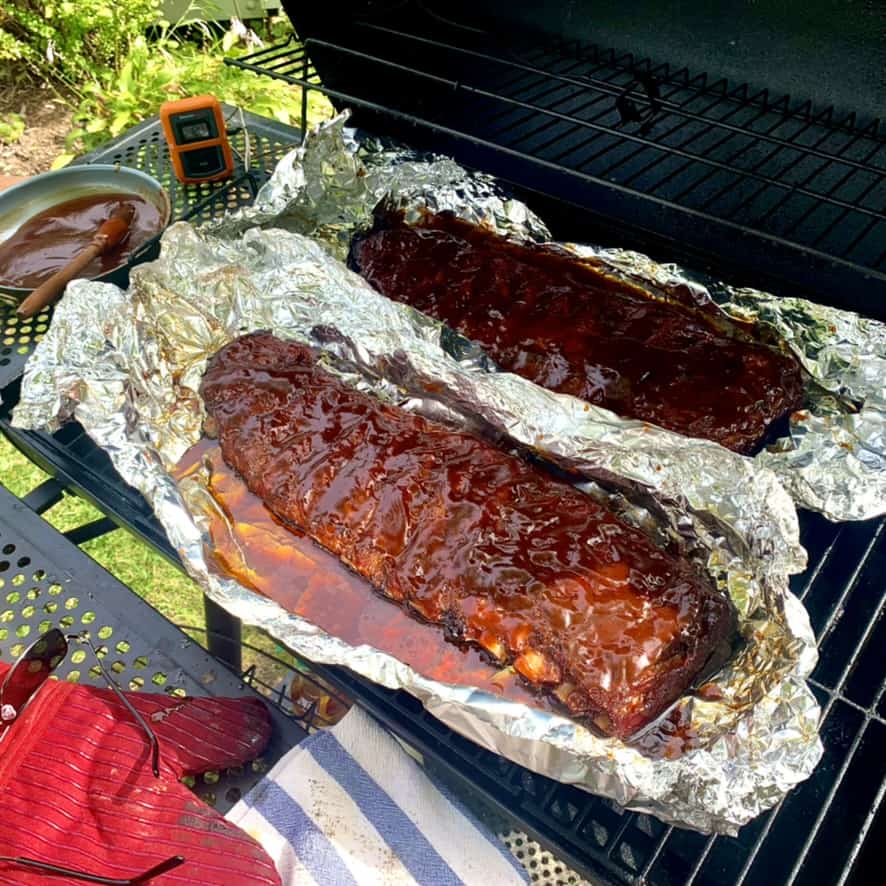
[0,192,164,289]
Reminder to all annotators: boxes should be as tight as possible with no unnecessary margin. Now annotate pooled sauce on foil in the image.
[175,438,545,709]
[0,192,163,289]
[175,438,706,757]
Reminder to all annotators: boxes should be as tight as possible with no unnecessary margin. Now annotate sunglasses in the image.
[0,627,186,884]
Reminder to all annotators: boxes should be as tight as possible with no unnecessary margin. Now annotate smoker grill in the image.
[0,3,883,884]
[230,0,886,317]
[221,3,883,882]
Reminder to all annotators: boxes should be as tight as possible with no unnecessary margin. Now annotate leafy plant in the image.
[65,16,335,156]
[0,1,162,98]
[0,111,25,143]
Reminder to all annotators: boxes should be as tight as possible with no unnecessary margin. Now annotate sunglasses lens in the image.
[1,628,68,721]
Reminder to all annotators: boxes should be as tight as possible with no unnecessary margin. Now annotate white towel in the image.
[227,705,529,885]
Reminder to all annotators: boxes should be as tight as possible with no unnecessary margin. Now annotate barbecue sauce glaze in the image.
[0,192,163,289]
[199,333,737,740]
[350,214,805,453]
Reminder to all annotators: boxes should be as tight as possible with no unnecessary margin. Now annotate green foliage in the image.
[1,2,335,161]
[68,19,334,153]
[0,111,25,143]
[0,0,162,97]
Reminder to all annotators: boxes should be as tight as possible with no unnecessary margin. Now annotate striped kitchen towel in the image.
[226,704,529,885]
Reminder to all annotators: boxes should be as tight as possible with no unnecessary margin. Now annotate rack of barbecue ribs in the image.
[349,213,805,454]
[201,333,737,739]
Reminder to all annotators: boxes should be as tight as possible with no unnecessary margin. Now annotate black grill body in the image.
[263,1,885,316]
[226,3,885,883]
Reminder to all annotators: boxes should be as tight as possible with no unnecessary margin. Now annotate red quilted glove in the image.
[0,659,282,885]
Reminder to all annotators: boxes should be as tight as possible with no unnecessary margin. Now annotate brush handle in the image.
[16,203,136,319]
[16,245,102,319]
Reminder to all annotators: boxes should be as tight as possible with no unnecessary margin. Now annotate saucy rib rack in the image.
[350,214,805,453]
[201,333,737,738]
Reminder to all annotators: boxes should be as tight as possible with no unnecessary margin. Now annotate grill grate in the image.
[226,21,886,314]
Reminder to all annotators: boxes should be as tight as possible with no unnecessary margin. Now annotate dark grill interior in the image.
[229,12,885,315]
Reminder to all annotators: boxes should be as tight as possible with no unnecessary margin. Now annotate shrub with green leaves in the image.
[2,1,335,165]
[65,20,334,156]
[0,1,162,97]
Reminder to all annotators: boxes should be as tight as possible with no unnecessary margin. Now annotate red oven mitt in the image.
[0,660,282,885]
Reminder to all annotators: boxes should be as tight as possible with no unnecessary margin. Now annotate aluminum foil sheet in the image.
[208,111,551,260]
[211,111,885,522]
[14,220,821,835]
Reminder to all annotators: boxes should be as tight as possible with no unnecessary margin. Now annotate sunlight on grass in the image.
[0,433,294,687]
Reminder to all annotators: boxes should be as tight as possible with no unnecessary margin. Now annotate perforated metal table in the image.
[0,481,307,815]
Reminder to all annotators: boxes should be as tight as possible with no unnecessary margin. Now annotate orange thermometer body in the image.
[159,96,234,184]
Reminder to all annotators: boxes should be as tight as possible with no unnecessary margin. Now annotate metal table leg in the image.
[204,593,243,673]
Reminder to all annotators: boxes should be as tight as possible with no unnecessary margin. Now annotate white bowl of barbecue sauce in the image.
[0,164,171,302]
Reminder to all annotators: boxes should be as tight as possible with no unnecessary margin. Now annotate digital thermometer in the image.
[159,95,235,185]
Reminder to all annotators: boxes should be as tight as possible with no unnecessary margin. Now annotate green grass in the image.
[0,433,293,685]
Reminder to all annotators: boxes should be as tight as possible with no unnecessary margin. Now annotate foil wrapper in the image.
[212,111,886,522]
[14,220,821,834]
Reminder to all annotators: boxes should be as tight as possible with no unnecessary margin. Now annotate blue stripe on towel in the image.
[242,778,360,886]
[309,730,465,886]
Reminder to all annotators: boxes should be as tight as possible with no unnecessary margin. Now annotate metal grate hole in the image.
[67,670,80,683]
[502,831,591,885]
[81,611,96,624]
[128,676,144,691]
